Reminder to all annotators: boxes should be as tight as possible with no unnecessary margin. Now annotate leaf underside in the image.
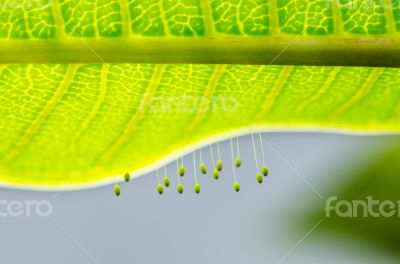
[1,0,400,188]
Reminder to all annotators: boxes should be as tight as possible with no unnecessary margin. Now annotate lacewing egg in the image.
[256,173,263,184]
[114,184,121,196]
[194,183,201,194]
[234,181,240,192]
[212,169,219,180]
[262,166,269,177]
[177,183,184,194]
[157,184,164,195]
[235,157,242,167]
[163,176,170,187]
[200,163,207,174]
[179,165,185,177]
[216,160,223,171]
[124,172,130,182]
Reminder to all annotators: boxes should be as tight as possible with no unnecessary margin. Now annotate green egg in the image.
[194,183,201,194]
[157,184,164,195]
[163,176,170,187]
[234,181,240,192]
[212,169,219,180]
[114,184,121,196]
[177,183,184,194]
[235,157,242,167]
[216,160,223,171]
[124,172,130,182]
[200,163,207,174]
[262,166,269,177]
[179,165,185,177]
[256,173,263,184]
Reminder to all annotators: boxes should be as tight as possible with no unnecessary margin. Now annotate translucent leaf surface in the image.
[0,64,399,188]
[0,0,399,66]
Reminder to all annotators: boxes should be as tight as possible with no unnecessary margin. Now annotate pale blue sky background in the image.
[0,133,398,263]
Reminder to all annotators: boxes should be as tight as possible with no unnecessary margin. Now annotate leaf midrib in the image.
[1,37,400,66]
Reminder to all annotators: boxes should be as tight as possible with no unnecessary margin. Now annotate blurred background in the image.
[0,132,399,263]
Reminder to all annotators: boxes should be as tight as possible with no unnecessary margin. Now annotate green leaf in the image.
[1,1,400,189]
[0,64,399,188]
[0,0,399,66]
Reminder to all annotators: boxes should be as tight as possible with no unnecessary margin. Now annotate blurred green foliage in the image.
[322,144,400,254]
